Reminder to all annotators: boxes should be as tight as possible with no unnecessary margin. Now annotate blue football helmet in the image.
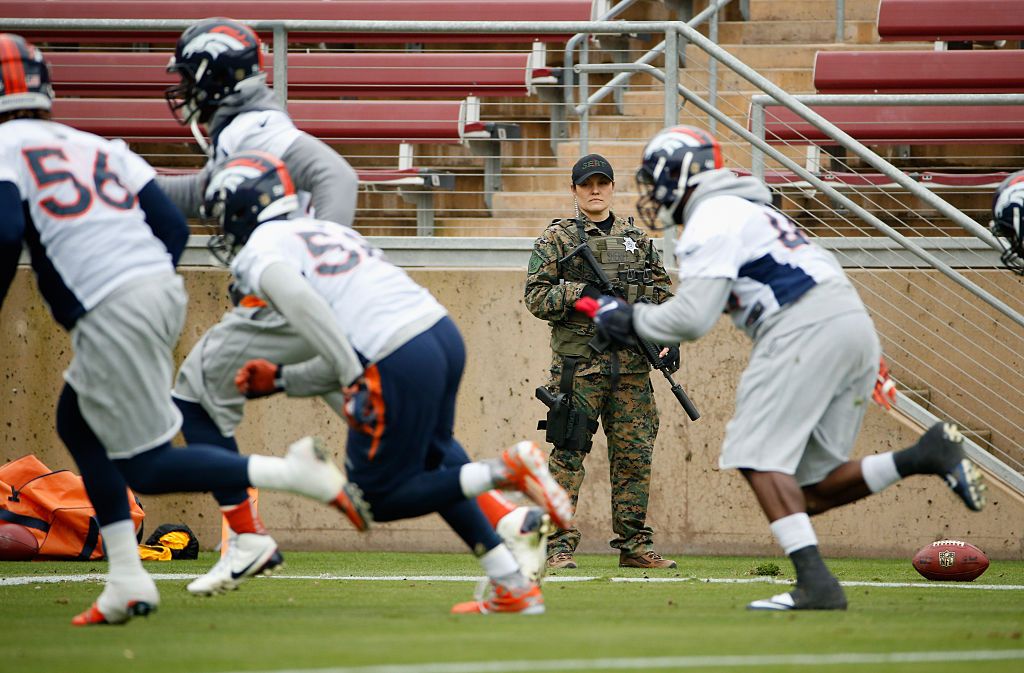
[991,170,1024,275]
[165,17,264,125]
[0,33,54,114]
[635,125,724,230]
[202,150,300,264]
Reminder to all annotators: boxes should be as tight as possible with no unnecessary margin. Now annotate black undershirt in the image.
[594,213,615,234]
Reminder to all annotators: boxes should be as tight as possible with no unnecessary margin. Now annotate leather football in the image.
[0,522,40,561]
[912,539,989,581]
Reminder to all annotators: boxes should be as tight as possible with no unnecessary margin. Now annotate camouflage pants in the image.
[545,370,659,556]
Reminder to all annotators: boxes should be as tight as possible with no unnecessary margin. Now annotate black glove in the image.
[587,296,636,348]
[662,345,681,373]
[580,284,603,300]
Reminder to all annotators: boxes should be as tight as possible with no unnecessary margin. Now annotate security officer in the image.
[524,154,679,570]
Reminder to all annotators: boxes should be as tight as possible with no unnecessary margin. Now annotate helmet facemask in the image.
[636,126,723,231]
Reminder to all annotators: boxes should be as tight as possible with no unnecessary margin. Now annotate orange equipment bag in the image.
[0,454,144,561]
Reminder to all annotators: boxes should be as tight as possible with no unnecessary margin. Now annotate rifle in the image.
[559,234,701,422]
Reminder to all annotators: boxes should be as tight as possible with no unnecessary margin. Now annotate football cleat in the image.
[748,580,847,611]
[187,533,283,596]
[494,441,574,530]
[450,579,545,615]
[495,506,553,583]
[72,573,160,626]
[912,423,987,512]
[286,436,374,530]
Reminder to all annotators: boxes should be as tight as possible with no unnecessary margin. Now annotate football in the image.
[912,539,989,581]
[0,522,40,561]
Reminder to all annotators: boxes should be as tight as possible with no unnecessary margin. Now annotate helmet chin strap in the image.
[189,121,212,158]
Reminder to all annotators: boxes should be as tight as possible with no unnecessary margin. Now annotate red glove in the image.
[872,357,897,410]
[235,359,284,399]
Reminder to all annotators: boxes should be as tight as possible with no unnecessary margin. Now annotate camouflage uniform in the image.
[524,214,673,556]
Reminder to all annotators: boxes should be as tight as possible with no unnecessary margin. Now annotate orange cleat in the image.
[333,482,373,532]
[495,441,573,530]
[71,574,159,626]
[451,580,545,615]
[71,599,157,626]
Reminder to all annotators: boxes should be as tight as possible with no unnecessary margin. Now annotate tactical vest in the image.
[551,223,656,358]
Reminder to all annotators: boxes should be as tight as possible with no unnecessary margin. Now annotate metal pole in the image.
[835,0,846,43]
[579,38,589,155]
[272,24,288,109]
[709,6,719,134]
[664,28,679,127]
[750,100,765,180]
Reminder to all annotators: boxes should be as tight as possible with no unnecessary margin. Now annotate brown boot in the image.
[619,550,677,569]
[546,551,578,569]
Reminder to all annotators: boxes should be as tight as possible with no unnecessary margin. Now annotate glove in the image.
[579,284,603,300]
[662,345,681,373]
[235,359,284,399]
[872,356,897,410]
[575,296,635,347]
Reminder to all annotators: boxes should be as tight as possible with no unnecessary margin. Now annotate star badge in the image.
[622,237,638,253]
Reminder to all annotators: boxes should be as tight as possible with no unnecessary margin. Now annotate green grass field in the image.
[2,552,1022,673]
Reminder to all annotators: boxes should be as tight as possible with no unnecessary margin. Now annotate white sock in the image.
[480,544,520,580]
[769,513,818,555]
[100,519,145,575]
[861,452,901,493]
[247,455,287,491]
[459,462,494,498]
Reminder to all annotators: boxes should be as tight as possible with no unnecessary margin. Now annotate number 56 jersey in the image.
[0,119,173,321]
[231,217,447,363]
[675,193,854,339]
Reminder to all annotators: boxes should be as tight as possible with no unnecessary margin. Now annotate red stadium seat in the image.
[2,0,597,44]
[877,0,1024,42]
[813,50,1024,95]
[754,104,1024,145]
[46,51,556,99]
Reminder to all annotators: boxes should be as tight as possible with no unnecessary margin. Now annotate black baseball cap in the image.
[571,154,614,184]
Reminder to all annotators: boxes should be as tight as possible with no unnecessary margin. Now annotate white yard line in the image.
[211,649,1024,673]
[1,573,1021,591]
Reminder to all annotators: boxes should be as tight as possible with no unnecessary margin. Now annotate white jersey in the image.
[675,194,848,338]
[231,217,447,361]
[213,110,312,213]
[0,119,171,323]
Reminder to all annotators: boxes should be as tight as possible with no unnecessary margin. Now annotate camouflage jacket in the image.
[524,214,673,377]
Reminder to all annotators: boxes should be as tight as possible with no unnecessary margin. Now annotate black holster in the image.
[536,357,597,453]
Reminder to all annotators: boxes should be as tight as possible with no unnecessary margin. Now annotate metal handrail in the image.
[748,92,1024,249]
[565,0,734,153]
[575,61,1024,332]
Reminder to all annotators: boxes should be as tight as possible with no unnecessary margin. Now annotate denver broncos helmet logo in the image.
[182,30,249,60]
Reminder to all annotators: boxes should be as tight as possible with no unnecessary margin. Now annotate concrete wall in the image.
[2,266,1021,560]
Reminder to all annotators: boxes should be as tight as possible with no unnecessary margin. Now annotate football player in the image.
[0,34,370,626]
[580,125,987,611]
[160,17,550,594]
[203,150,572,614]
